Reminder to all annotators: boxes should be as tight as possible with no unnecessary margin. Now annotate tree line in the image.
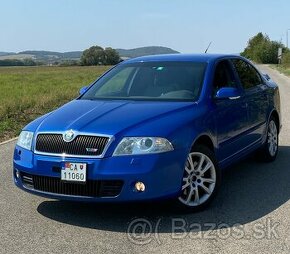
[241,32,290,66]
[80,46,120,66]
[0,59,36,66]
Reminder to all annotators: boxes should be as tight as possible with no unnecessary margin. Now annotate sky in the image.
[0,0,289,54]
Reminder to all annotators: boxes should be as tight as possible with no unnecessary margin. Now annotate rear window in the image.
[232,59,262,89]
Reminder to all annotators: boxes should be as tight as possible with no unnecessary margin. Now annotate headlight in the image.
[113,137,174,156]
[17,131,34,150]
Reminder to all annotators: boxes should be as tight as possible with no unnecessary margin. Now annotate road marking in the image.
[0,137,18,145]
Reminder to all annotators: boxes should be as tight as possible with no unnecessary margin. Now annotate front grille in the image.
[35,134,110,156]
[21,173,123,198]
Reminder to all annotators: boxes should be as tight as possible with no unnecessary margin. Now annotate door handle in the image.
[229,96,241,100]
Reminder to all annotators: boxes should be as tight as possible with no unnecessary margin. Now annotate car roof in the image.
[122,53,240,64]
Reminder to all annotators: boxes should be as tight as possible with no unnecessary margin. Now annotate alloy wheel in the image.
[268,120,278,157]
[179,152,216,207]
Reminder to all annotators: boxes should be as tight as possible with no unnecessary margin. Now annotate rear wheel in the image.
[260,117,279,162]
[176,145,221,212]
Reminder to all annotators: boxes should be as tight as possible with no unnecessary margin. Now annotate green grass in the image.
[0,66,111,142]
[269,64,290,77]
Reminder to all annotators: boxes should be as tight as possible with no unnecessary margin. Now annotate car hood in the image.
[34,99,194,137]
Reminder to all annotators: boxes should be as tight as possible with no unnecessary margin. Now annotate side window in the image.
[232,59,262,90]
[213,60,237,94]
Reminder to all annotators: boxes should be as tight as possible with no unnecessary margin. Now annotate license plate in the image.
[61,162,87,183]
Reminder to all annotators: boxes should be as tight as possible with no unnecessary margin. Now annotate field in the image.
[0,66,110,142]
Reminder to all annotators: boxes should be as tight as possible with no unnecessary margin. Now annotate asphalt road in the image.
[1,65,290,254]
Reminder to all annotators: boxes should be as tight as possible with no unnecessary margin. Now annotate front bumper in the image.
[13,145,187,202]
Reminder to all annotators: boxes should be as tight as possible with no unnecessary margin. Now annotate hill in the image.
[0,52,15,57]
[116,46,179,58]
[0,46,179,64]
[19,50,83,60]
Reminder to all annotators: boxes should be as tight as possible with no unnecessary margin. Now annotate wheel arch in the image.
[192,134,215,153]
[269,109,280,133]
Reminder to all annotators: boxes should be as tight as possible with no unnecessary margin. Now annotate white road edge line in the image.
[0,137,18,145]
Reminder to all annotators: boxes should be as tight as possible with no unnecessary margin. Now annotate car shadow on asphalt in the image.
[37,146,290,233]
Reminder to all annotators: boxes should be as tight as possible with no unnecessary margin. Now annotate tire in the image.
[175,144,221,212]
[260,116,279,162]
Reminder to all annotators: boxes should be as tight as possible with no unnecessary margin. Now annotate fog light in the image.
[15,170,20,179]
[135,182,145,192]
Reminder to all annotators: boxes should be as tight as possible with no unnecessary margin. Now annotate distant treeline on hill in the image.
[116,46,179,58]
[0,46,180,66]
[0,59,36,66]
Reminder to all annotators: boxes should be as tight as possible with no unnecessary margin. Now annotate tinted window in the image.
[232,59,262,89]
[96,67,135,95]
[81,62,207,101]
[213,60,237,94]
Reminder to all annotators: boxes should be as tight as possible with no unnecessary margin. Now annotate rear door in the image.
[231,59,268,143]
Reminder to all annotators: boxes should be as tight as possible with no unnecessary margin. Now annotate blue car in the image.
[13,54,281,211]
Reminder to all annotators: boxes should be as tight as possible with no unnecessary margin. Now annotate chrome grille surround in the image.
[34,131,114,158]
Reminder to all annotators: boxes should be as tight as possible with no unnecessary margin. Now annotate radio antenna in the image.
[205,41,212,53]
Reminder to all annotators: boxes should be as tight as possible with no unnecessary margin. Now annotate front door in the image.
[211,59,249,163]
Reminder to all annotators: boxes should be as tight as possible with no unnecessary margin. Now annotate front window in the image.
[81,61,207,101]
[212,60,238,95]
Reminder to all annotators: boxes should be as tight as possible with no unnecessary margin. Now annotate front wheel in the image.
[176,145,221,212]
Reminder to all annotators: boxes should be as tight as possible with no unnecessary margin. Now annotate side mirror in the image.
[79,86,88,95]
[214,87,241,100]
[263,73,271,81]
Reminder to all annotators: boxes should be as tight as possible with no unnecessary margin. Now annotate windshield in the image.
[81,61,207,101]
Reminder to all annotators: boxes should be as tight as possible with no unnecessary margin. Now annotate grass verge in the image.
[0,66,111,142]
[269,64,290,77]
